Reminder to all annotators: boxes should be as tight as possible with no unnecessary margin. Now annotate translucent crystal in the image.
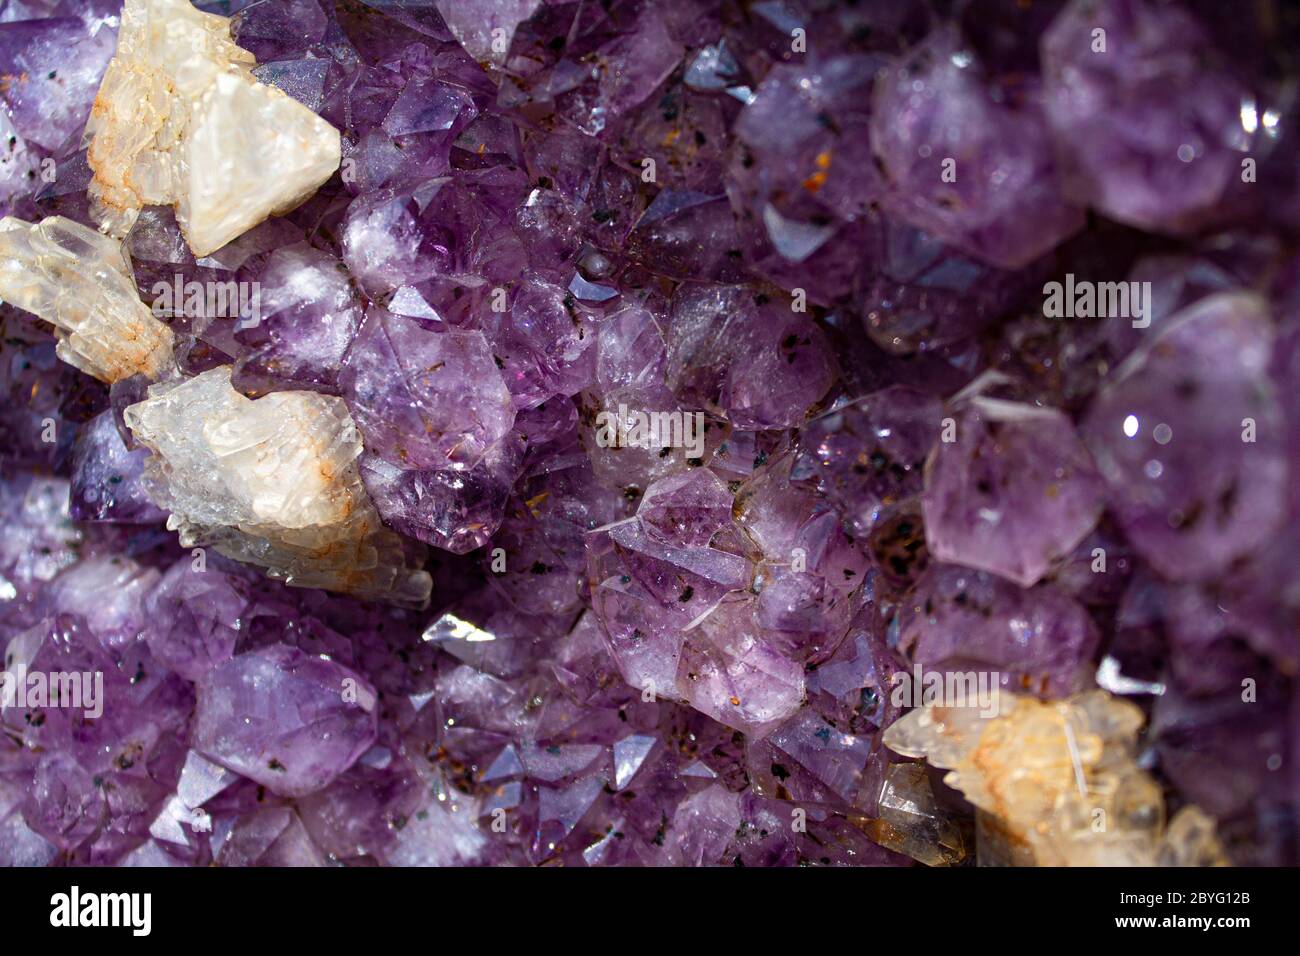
[0,215,174,382]
[1083,292,1287,580]
[922,396,1106,587]
[86,0,341,256]
[866,763,968,866]
[123,365,430,606]
[434,0,541,66]
[193,644,378,798]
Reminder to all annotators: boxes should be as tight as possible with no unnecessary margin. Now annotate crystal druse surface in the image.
[0,0,1294,867]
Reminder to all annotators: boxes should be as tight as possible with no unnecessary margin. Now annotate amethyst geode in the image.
[0,0,1297,867]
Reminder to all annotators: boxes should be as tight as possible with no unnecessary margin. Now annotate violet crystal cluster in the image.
[0,0,1296,867]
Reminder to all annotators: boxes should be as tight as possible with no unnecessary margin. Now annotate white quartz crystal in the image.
[0,215,174,382]
[86,0,341,257]
[125,366,431,607]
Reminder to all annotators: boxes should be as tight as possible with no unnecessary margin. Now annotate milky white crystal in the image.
[0,215,173,382]
[124,366,431,607]
[883,690,1228,866]
[86,0,341,257]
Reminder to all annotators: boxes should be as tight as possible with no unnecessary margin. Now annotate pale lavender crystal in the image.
[1041,0,1254,234]
[580,301,695,488]
[296,751,424,862]
[586,447,879,737]
[68,409,166,523]
[872,26,1083,268]
[665,283,836,429]
[40,556,157,650]
[752,507,868,663]
[193,645,379,798]
[0,775,57,866]
[5,613,192,859]
[0,16,116,152]
[0,474,81,608]
[143,559,249,682]
[482,275,598,408]
[341,308,515,470]
[899,563,1100,697]
[732,53,883,228]
[923,396,1105,587]
[588,515,750,629]
[232,243,364,395]
[213,803,328,866]
[727,54,885,302]
[676,598,806,738]
[1083,293,1288,580]
[358,435,523,553]
[636,469,733,547]
[23,751,103,851]
[433,0,539,66]
[660,784,740,866]
[547,6,684,137]
[340,167,531,304]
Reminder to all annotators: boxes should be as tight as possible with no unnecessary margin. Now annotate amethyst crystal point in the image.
[676,597,806,739]
[434,0,540,66]
[0,473,81,610]
[68,409,167,524]
[341,307,515,470]
[665,283,836,429]
[358,433,523,553]
[795,386,942,536]
[728,54,885,301]
[340,167,531,304]
[751,705,882,807]
[143,558,249,682]
[899,563,1101,697]
[636,469,733,547]
[922,395,1105,587]
[1083,292,1287,580]
[857,217,1044,355]
[1041,0,1255,234]
[193,645,378,798]
[805,612,904,739]
[482,274,599,407]
[0,15,116,153]
[872,25,1083,269]
[231,243,364,395]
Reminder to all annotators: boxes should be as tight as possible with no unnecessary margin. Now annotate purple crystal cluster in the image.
[0,0,1297,866]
